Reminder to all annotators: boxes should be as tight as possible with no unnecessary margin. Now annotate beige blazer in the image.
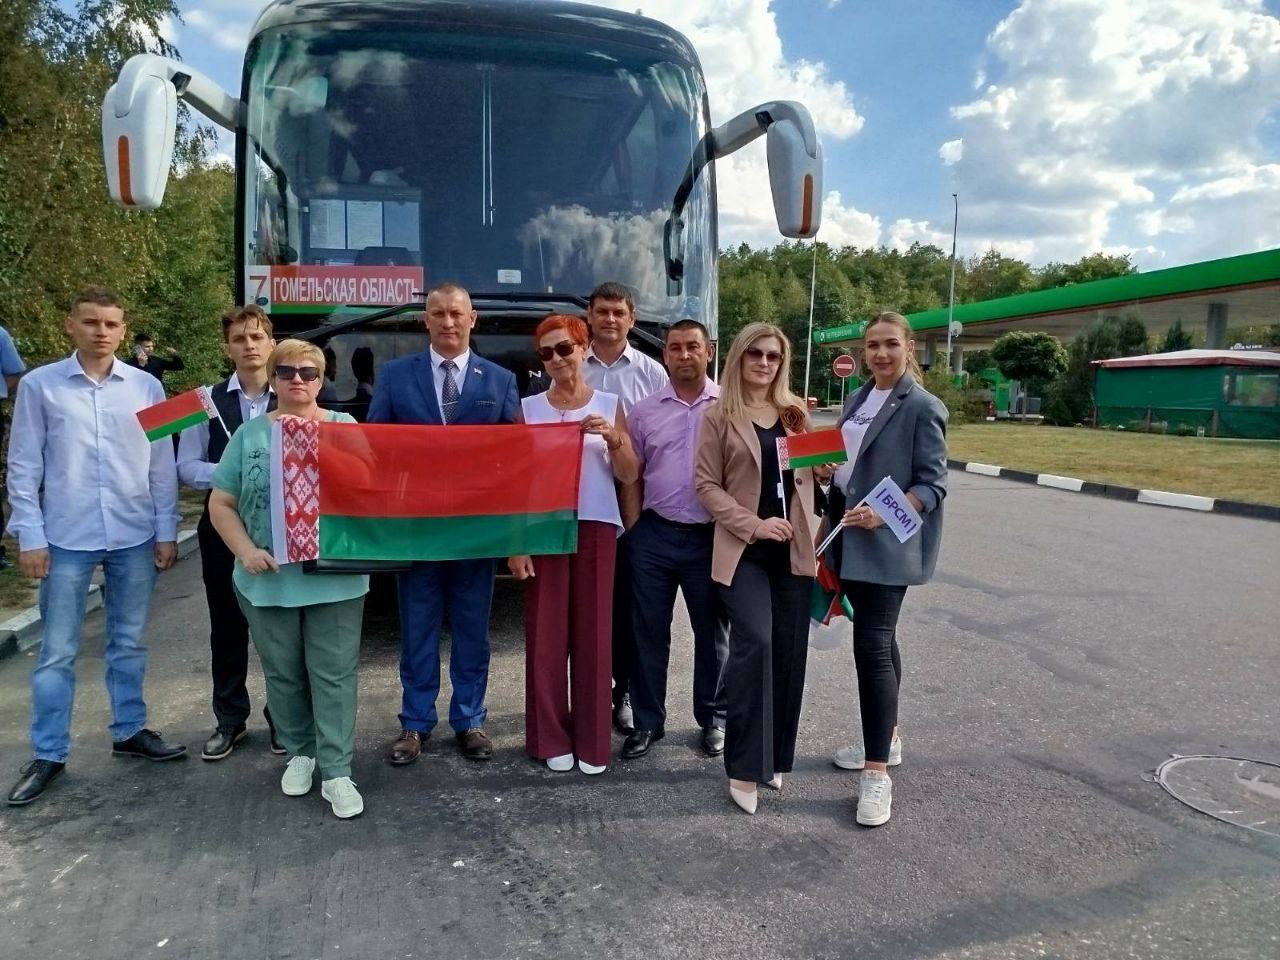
[694,405,818,587]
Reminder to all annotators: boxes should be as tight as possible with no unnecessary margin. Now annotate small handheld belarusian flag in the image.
[776,429,848,470]
[136,386,219,441]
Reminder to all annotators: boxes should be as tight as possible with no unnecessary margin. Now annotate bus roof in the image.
[249,0,701,64]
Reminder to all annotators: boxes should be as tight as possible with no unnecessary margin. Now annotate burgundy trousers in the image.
[524,520,617,768]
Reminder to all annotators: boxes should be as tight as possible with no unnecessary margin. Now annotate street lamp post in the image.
[803,241,817,402]
[945,193,959,375]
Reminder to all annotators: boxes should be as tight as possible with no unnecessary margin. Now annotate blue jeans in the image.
[31,540,158,762]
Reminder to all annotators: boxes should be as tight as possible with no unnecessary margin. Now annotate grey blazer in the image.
[829,373,948,586]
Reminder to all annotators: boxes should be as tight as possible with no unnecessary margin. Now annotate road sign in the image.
[832,354,856,379]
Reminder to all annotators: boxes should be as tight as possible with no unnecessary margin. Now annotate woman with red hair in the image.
[509,315,639,774]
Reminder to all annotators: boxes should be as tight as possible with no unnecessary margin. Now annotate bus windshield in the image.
[243,24,716,329]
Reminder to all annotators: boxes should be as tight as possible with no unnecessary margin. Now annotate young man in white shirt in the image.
[580,281,669,735]
[7,287,184,807]
[176,305,278,761]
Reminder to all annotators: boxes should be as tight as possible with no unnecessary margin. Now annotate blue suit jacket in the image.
[367,350,518,426]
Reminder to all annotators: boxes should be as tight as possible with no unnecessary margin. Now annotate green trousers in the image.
[236,591,365,780]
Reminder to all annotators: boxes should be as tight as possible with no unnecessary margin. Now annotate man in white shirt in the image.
[176,305,278,762]
[6,287,184,807]
[580,281,669,735]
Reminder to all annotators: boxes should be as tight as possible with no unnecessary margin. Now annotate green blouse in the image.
[212,411,369,609]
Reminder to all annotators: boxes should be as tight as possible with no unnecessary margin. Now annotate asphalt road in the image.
[0,474,1277,960]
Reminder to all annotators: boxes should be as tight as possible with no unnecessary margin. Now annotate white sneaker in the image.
[280,756,316,796]
[320,776,364,819]
[856,771,893,826]
[833,735,902,770]
[546,753,574,772]
[577,759,606,775]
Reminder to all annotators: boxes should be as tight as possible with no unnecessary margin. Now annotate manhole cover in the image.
[1154,755,1280,837]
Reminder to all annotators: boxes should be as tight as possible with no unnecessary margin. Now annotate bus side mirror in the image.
[102,69,177,208]
[766,118,823,238]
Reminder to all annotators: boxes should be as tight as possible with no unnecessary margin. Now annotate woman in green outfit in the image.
[209,339,370,819]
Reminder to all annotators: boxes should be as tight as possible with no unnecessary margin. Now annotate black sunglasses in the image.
[536,340,577,362]
[745,346,783,364]
[275,364,322,382]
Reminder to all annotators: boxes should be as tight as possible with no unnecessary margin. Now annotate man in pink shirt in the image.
[620,320,728,759]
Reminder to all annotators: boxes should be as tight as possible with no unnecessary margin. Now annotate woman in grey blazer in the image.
[825,312,948,827]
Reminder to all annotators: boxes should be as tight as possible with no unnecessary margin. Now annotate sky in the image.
[154,0,1280,270]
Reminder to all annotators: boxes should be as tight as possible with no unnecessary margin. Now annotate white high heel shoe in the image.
[765,774,783,791]
[728,779,758,815]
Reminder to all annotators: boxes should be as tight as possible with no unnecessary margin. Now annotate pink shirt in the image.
[628,379,720,524]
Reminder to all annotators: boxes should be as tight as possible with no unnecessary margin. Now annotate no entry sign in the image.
[832,354,856,379]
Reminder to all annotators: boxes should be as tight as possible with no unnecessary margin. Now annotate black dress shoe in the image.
[8,760,64,806]
[112,729,188,761]
[702,725,726,757]
[201,726,247,761]
[264,707,285,755]
[457,728,493,761]
[612,694,635,735]
[621,728,664,760]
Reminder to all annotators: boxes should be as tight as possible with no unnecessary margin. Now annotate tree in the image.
[1035,252,1136,290]
[1157,319,1194,353]
[991,331,1068,418]
[1042,314,1149,426]
[0,0,232,377]
[962,249,1034,301]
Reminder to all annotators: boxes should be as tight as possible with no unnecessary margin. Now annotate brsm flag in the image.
[865,475,924,544]
[270,418,585,565]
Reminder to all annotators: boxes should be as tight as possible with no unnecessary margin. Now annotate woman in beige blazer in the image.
[694,323,818,815]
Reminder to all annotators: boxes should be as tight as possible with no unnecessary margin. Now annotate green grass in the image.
[948,423,1280,505]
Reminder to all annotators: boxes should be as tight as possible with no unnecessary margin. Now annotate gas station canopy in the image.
[813,247,1280,347]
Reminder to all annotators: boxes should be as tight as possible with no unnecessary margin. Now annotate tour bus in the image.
[101,0,823,403]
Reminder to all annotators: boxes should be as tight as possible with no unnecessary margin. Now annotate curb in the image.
[0,529,200,664]
[948,459,1280,522]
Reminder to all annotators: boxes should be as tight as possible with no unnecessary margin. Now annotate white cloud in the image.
[184,8,251,52]
[939,139,964,165]
[937,0,1280,266]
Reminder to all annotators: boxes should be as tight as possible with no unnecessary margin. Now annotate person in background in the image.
[208,339,370,819]
[827,311,947,828]
[509,314,639,774]
[346,346,375,420]
[319,346,339,404]
[694,323,818,816]
[0,323,28,570]
[177,305,280,761]
[581,281,668,736]
[368,283,519,766]
[128,331,184,390]
[6,287,183,807]
[621,320,728,761]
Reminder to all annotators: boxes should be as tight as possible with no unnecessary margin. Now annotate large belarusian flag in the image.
[136,386,218,441]
[776,429,848,470]
[270,417,584,565]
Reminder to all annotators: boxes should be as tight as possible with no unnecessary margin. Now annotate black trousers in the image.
[718,542,811,782]
[840,579,908,764]
[627,511,728,732]
[611,529,634,706]
[198,511,254,730]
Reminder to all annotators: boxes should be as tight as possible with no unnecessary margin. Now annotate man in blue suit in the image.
[368,283,519,764]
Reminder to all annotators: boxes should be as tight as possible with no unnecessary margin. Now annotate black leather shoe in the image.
[8,760,64,806]
[264,707,285,755]
[201,726,247,761]
[612,694,635,735]
[702,725,726,757]
[457,728,493,761]
[112,729,187,761]
[621,728,664,760]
